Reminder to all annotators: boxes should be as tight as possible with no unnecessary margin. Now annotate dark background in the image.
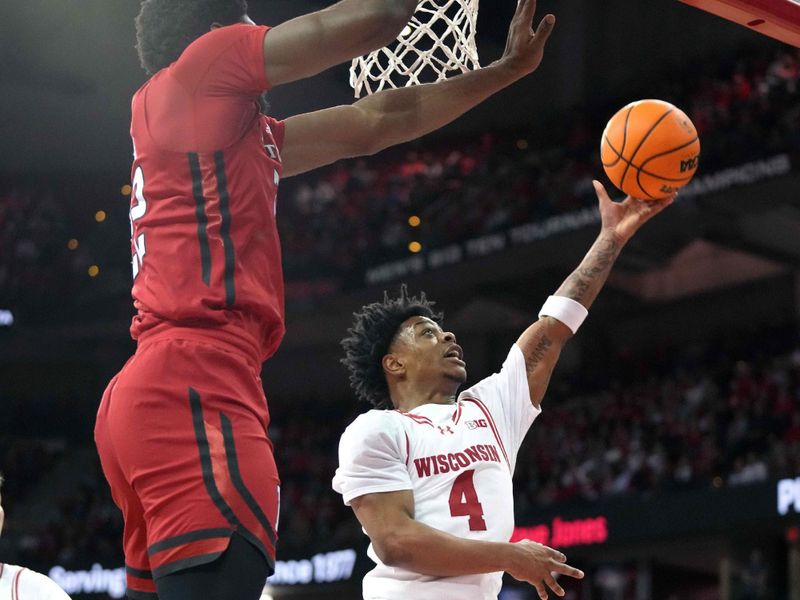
[2,1,800,599]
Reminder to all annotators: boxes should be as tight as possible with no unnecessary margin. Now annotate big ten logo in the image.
[680,155,699,173]
[778,477,800,515]
[465,419,488,430]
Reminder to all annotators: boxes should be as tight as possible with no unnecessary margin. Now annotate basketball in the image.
[601,99,701,200]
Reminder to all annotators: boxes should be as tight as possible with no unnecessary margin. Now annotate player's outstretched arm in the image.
[350,490,584,600]
[263,0,418,87]
[517,182,674,408]
[280,0,555,178]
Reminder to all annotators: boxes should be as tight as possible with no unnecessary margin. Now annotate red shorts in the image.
[94,330,279,598]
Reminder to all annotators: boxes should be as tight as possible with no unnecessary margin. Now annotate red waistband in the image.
[136,321,262,370]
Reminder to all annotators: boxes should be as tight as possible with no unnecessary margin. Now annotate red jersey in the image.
[128,24,285,361]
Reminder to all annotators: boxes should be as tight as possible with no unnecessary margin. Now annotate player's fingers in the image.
[533,581,549,600]
[552,562,585,579]
[546,547,567,562]
[592,180,614,205]
[545,575,565,597]
[642,196,674,215]
[521,0,538,24]
[533,14,556,44]
[514,0,533,23]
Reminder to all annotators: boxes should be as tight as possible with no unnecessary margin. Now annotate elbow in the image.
[348,108,389,158]
[360,137,387,158]
[372,532,414,568]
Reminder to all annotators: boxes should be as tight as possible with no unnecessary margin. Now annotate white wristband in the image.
[538,296,588,334]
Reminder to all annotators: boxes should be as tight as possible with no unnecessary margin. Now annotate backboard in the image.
[679,0,800,47]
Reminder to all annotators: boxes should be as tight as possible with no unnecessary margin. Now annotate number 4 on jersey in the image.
[448,470,487,531]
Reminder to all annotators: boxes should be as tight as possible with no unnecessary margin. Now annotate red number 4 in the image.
[448,470,487,531]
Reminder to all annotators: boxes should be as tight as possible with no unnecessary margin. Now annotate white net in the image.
[350,0,480,98]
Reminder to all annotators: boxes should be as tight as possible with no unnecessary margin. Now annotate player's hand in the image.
[506,540,584,599]
[594,180,675,244]
[499,0,556,77]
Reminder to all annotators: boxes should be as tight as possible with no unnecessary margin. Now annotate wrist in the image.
[490,58,527,83]
[500,542,526,576]
[601,226,629,247]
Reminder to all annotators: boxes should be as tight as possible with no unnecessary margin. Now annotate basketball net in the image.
[350,0,481,98]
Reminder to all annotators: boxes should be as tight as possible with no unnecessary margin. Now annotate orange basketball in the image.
[601,99,701,200]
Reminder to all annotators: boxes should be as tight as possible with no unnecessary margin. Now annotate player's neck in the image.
[390,380,458,412]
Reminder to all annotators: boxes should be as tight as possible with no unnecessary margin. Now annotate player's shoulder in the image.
[458,344,526,399]
[183,23,266,59]
[3,564,71,599]
[341,409,407,446]
[346,409,403,433]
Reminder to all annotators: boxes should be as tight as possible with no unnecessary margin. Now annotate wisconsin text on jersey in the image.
[412,445,502,478]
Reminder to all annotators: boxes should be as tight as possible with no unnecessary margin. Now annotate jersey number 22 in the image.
[130,166,147,279]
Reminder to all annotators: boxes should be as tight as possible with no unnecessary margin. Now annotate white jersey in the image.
[333,344,540,600]
[0,564,71,600]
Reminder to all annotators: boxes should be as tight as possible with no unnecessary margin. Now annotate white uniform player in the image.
[0,475,71,600]
[335,180,671,600]
[334,344,539,600]
[0,564,71,600]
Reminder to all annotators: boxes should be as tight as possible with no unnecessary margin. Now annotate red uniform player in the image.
[94,1,556,599]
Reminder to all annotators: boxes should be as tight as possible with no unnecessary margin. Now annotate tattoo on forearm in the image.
[558,235,621,305]
[524,333,553,375]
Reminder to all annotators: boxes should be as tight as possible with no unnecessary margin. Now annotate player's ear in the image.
[382,353,405,378]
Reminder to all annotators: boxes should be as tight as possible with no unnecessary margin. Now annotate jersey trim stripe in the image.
[12,568,23,600]
[187,387,274,574]
[397,411,434,427]
[213,151,236,306]
[220,413,278,546]
[461,397,510,469]
[125,565,153,580]
[188,153,212,286]
[452,402,463,424]
[148,528,233,555]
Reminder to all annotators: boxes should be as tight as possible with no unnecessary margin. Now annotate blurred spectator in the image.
[738,549,769,600]
[276,46,800,282]
[1,47,798,321]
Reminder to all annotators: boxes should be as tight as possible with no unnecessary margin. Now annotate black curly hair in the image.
[341,285,443,410]
[135,0,249,76]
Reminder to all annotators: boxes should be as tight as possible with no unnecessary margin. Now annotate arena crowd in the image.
[2,322,797,568]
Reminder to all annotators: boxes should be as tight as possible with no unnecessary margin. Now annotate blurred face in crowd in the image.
[383,316,467,403]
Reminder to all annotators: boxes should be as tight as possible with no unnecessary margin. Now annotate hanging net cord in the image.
[350,0,481,98]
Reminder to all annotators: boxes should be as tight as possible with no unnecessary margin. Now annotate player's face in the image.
[392,316,467,386]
